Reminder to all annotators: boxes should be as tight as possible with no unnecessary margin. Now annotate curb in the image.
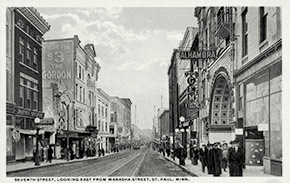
[161,155,197,177]
[6,151,125,174]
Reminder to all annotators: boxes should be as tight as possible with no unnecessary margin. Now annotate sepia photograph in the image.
[1,1,289,182]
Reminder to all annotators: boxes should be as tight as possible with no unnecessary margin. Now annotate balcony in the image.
[215,7,233,39]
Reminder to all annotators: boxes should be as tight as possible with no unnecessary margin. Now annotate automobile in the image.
[133,144,141,150]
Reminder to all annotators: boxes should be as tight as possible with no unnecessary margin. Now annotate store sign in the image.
[15,108,44,118]
[42,40,74,88]
[179,51,216,59]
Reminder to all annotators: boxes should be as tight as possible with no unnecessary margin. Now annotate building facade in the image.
[158,109,170,141]
[194,7,236,145]
[6,7,50,162]
[233,7,282,175]
[96,88,111,152]
[193,6,282,175]
[42,36,100,159]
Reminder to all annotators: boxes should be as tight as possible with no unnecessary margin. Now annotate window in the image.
[33,92,38,110]
[83,88,85,103]
[79,66,81,79]
[19,37,24,63]
[242,8,248,57]
[6,24,9,55]
[105,108,107,118]
[98,104,101,117]
[105,122,107,132]
[102,106,104,117]
[33,48,38,70]
[75,84,78,98]
[102,121,104,131]
[88,91,91,105]
[26,25,30,34]
[26,42,31,66]
[26,85,32,109]
[80,86,82,101]
[20,86,24,107]
[82,68,84,80]
[260,7,267,43]
[98,120,100,130]
[238,84,244,111]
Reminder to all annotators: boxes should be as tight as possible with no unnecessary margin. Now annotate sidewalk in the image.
[161,153,274,177]
[7,150,126,173]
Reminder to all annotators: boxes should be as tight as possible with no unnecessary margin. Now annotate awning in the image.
[17,129,45,135]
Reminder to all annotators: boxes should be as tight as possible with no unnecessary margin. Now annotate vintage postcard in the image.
[1,0,289,183]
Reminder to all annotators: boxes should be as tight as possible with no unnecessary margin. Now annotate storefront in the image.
[243,61,282,175]
[6,102,16,163]
[14,107,44,161]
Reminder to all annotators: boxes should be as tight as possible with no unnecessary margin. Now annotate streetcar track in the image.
[55,150,137,177]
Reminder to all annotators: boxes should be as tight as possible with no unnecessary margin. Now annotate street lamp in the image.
[34,117,41,166]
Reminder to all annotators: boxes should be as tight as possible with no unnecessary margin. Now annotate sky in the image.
[37,7,198,130]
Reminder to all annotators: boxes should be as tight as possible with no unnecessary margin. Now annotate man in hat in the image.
[206,143,214,174]
[199,143,208,173]
[228,139,245,176]
[212,142,222,176]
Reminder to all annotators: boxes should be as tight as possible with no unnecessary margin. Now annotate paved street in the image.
[7,146,194,177]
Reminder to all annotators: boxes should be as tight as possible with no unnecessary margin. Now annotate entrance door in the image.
[245,139,264,166]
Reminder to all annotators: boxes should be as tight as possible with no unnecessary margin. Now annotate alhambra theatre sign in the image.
[179,50,216,59]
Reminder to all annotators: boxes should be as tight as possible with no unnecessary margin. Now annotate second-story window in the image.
[242,8,248,57]
[260,7,267,43]
[75,84,78,98]
[80,86,82,101]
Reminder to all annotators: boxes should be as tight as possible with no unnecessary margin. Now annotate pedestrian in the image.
[199,143,207,173]
[101,148,105,156]
[191,145,199,165]
[98,148,102,157]
[47,145,53,163]
[166,145,170,157]
[207,143,214,174]
[221,142,229,171]
[228,140,245,176]
[212,142,222,176]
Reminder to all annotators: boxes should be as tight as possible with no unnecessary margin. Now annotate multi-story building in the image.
[168,49,179,144]
[194,6,282,175]
[233,7,282,175]
[110,96,132,148]
[194,7,236,145]
[6,7,50,162]
[42,36,100,159]
[177,27,199,146]
[96,88,111,152]
[158,109,169,141]
[121,98,132,144]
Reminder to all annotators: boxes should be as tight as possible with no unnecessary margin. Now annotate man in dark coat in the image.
[207,144,214,174]
[199,143,208,173]
[212,143,222,176]
[228,140,245,176]
[47,145,53,163]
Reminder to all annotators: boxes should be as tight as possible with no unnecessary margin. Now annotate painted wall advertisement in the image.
[42,39,74,90]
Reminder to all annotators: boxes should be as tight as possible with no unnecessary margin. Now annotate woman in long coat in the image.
[228,141,245,176]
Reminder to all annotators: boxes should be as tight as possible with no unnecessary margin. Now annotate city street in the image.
[7,146,193,177]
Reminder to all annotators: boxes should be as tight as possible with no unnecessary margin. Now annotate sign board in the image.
[42,40,74,89]
[15,107,44,118]
[187,77,196,85]
[258,123,269,131]
[235,128,244,135]
[179,51,216,59]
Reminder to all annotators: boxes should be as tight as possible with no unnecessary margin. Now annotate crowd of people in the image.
[156,139,245,177]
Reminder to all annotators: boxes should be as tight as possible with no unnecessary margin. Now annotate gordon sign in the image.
[42,39,74,89]
[179,51,216,59]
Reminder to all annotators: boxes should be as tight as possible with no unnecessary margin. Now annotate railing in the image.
[216,7,233,29]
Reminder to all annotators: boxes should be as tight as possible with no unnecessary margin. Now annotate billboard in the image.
[42,39,74,90]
